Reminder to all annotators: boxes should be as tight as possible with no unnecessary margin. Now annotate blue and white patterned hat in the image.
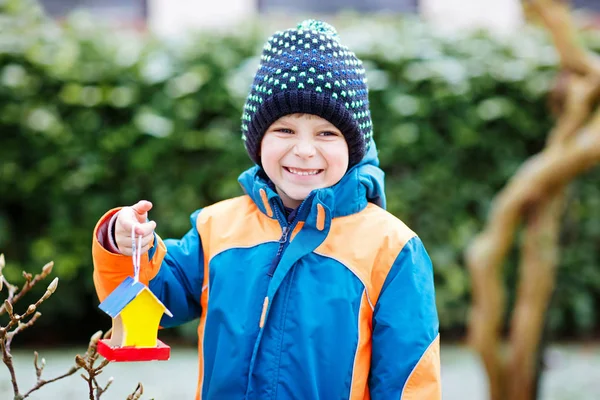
[241,19,373,167]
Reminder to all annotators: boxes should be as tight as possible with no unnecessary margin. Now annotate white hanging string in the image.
[131,225,142,282]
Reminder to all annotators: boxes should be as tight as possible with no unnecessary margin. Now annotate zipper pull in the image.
[259,296,269,328]
[279,226,289,243]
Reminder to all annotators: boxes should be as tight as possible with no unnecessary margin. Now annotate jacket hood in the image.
[238,139,386,220]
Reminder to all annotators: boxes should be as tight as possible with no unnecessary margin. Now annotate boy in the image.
[92,19,441,399]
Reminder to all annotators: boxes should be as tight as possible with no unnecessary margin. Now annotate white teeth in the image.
[287,167,320,176]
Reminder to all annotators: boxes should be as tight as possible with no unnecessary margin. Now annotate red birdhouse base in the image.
[97,339,171,362]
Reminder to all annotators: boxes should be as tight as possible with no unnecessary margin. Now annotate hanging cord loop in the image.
[131,225,142,282]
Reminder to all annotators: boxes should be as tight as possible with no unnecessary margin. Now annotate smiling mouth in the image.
[284,167,324,176]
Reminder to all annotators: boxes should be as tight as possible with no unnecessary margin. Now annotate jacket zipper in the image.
[259,195,309,331]
[266,196,310,277]
[267,225,288,277]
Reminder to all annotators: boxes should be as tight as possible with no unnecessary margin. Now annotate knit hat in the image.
[241,19,373,168]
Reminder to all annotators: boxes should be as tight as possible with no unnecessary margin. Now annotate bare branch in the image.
[6,312,42,341]
[506,194,563,400]
[33,351,45,380]
[127,383,144,400]
[467,109,600,276]
[528,0,600,76]
[20,365,81,399]
[0,277,18,314]
[0,263,55,315]
[1,328,20,397]
[547,74,600,146]
[467,1,600,399]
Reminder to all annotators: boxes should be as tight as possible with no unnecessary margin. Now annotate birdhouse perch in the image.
[97,276,172,362]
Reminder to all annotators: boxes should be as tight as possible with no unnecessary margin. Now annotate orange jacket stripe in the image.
[195,285,210,400]
[349,290,372,400]
[195,202,212,400]
[289,221,304,242]
[259,188,273,217]
[316,203,326,231]
[92,208,166,301]
[196,196,282,262]
[400,334,442,400]
[315,203,416,307]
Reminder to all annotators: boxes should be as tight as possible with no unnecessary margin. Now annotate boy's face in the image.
[260,113,349,209]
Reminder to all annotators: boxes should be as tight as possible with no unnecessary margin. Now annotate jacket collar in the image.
[238,139,386,222]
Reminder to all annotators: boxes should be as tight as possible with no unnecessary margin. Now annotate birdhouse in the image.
[97,276,172,362]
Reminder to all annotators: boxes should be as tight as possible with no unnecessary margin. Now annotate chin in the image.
[284,188,313,203]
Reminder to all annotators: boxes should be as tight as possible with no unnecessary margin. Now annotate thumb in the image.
[130,200,153,222]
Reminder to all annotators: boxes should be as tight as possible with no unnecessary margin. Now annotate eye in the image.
[319,131,340,137]
[275,128,294,134]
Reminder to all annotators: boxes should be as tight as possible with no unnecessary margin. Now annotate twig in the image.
[7,311,42,341]
[127,383,144,400]
[20,363,82,399]
[0,261,54,315]
[0,326,20,398]
[77,330,116,400]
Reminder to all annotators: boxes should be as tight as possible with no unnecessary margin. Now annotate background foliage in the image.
[1,0,599,342]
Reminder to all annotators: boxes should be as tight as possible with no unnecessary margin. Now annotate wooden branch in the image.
[0,328,20,397]
[465,231,507,399]
[528,0,600,76]
[547,74,600,147]
[467,101,600,400]
[506,193,563,400]
[468,106,600,267]
[21,364,81,399]
[0,277,18,314]
[7,312,42,341]
[3,277,58,332]
[467,2,600,395]
[0,261,53,316]
[127,383,144,400]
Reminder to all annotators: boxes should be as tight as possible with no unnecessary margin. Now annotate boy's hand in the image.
[114,200,157,256]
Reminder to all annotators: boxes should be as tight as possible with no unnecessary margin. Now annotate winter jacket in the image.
[92,143,441,399]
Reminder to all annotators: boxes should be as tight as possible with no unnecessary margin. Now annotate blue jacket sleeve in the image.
[369,236,441,399]
[149,210,205,328]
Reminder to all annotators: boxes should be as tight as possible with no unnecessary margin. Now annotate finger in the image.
[131,200,153,221]
[115,211,139,233]
[117,229,153,252]
[140,233,154,249]
[140,243,153,255]
[128,233,154,250]
[115,236,133,253]
[118,242,152,257]
[115,241,133,256]
[133,221,156,236]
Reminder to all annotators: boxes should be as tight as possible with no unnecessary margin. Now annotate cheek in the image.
[260,138,284,172]
[323,144,349,179]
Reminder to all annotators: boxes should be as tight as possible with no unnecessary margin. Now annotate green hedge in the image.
[2,0,600,340]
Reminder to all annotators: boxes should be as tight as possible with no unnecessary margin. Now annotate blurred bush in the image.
[1,0,599,341]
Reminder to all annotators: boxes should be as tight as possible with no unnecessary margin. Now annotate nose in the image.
[293,137,316,158]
